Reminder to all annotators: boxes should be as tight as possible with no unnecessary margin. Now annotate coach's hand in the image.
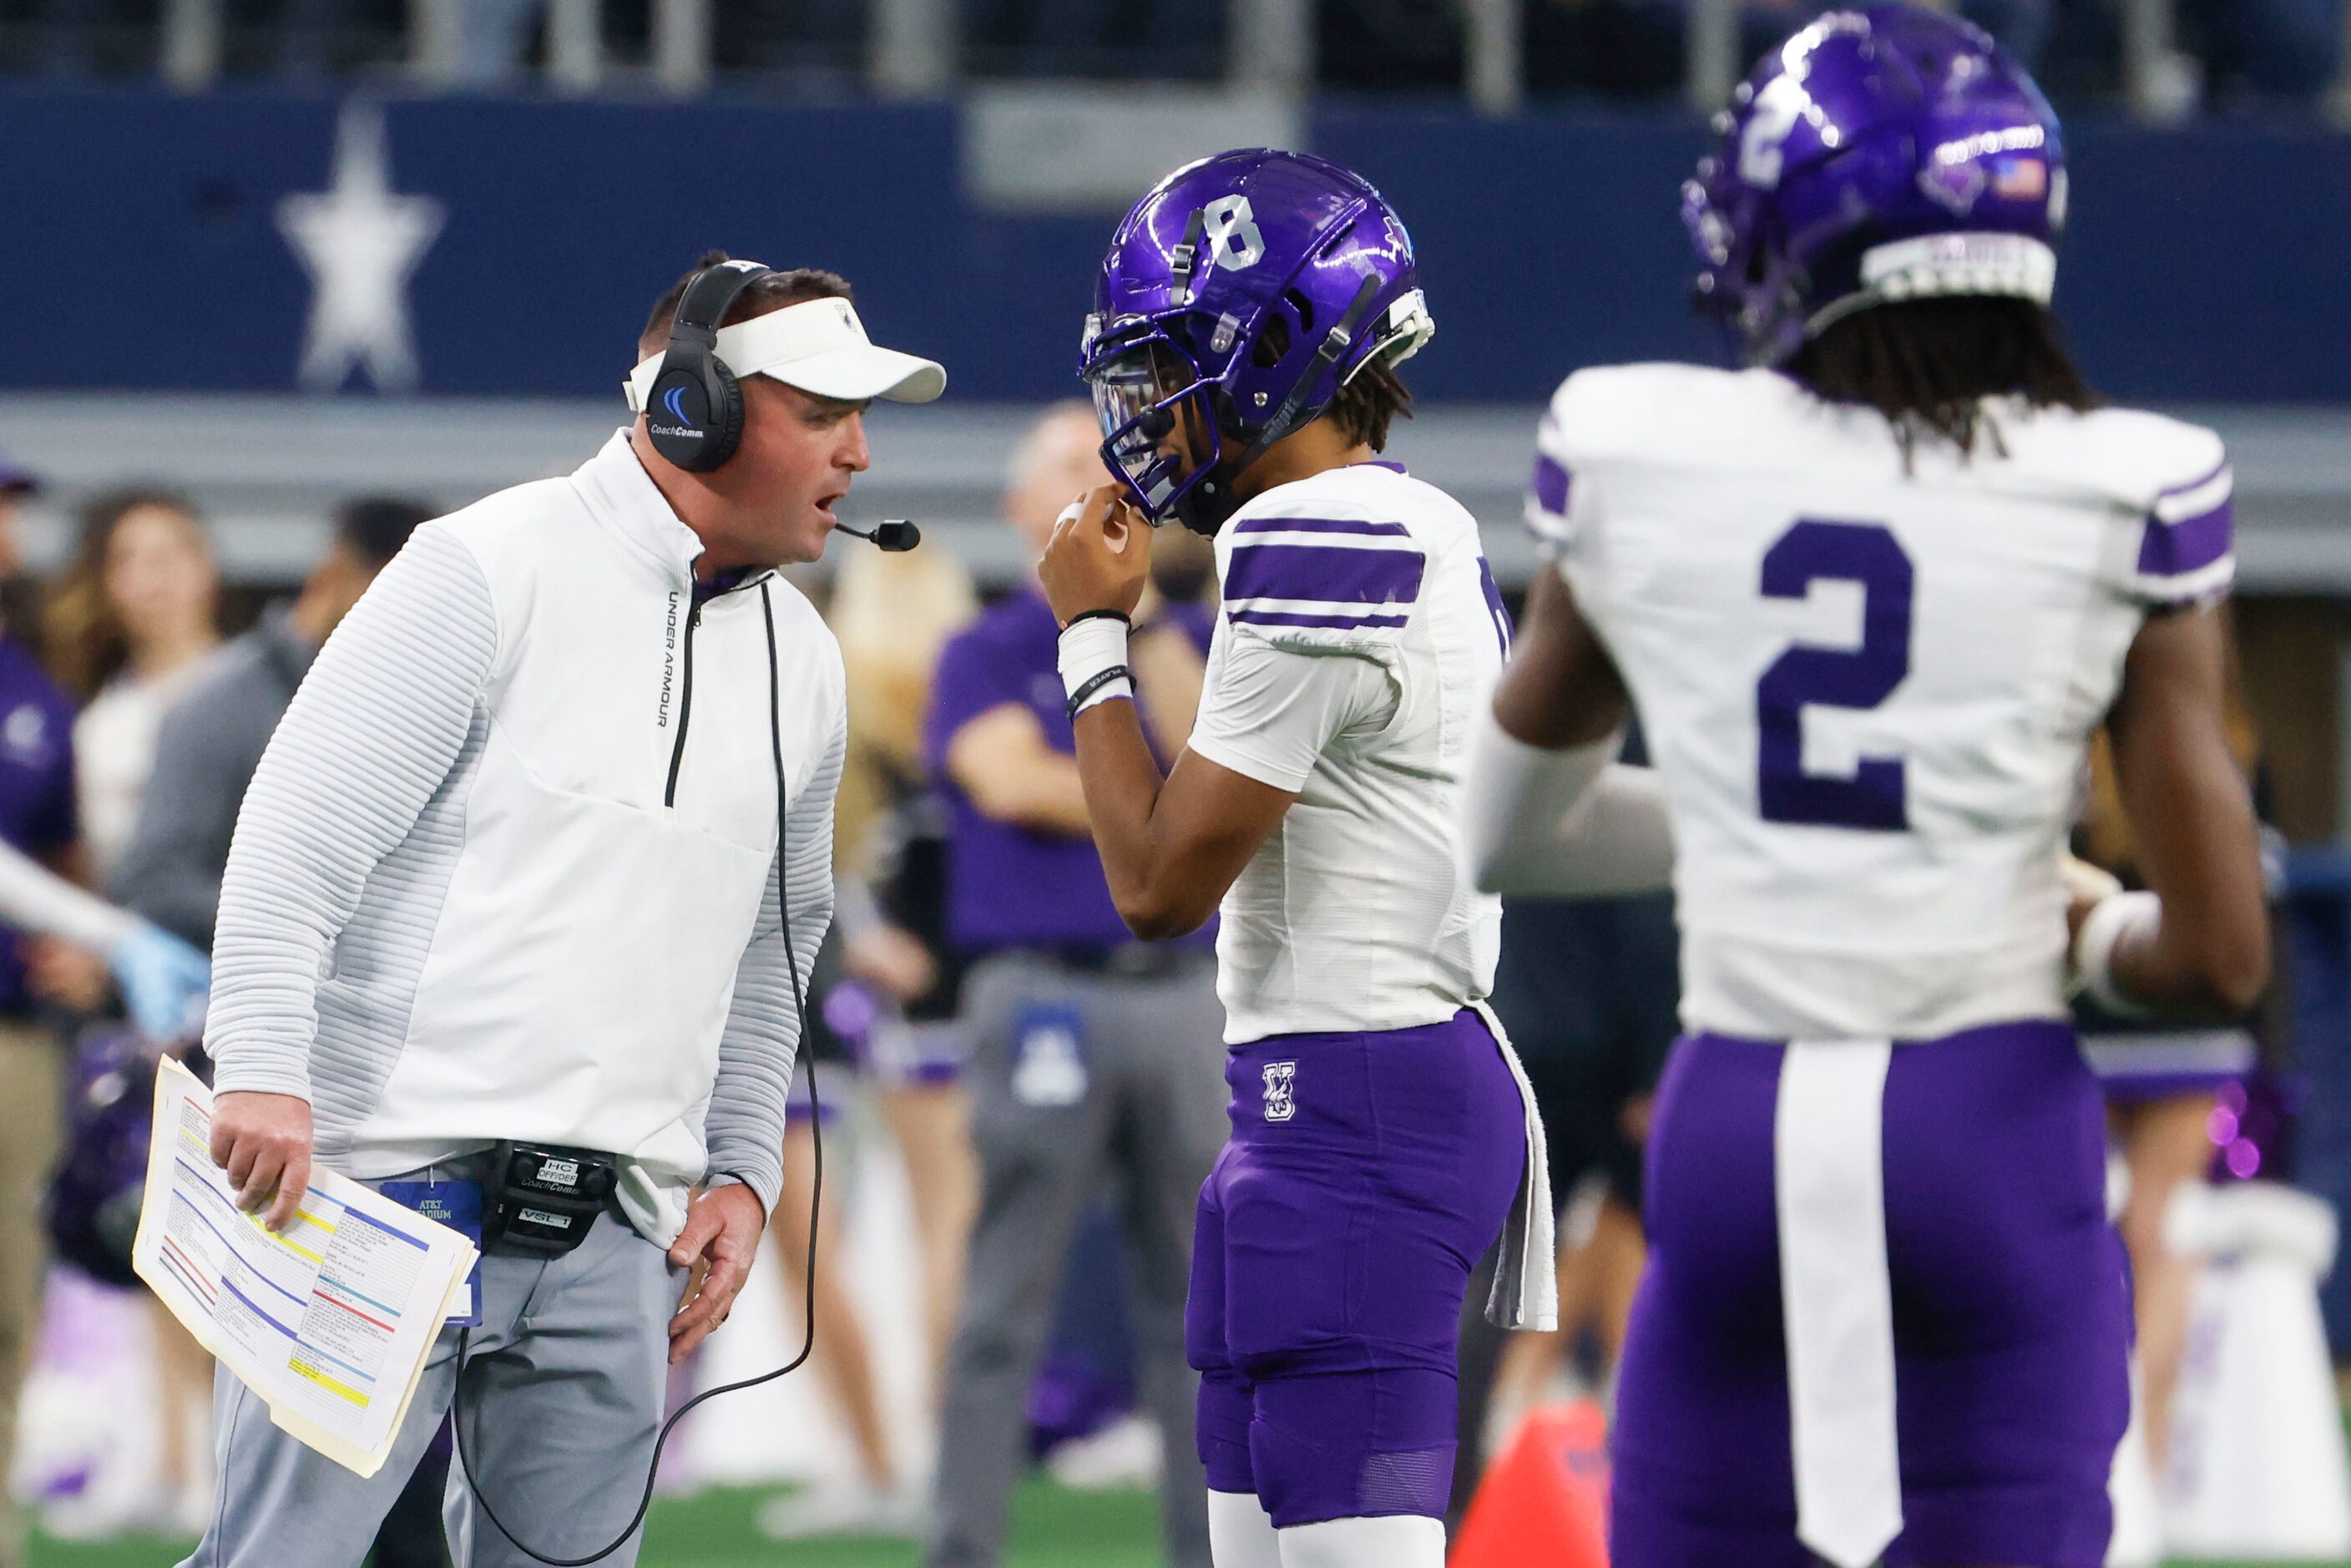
[668,1182,766,1363]
[210,1090,316,1232]
[1040,484,1152,627]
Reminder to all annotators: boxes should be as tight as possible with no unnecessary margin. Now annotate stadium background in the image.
[6,1,2351,1563]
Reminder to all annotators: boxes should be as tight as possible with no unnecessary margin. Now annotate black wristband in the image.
[1064,608,1132,631]
[1066,665,1135,719]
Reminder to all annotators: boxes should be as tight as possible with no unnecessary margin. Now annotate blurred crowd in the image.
[0,0,2342,113]
[0,472,437,1561]
[0,399,2297,1566]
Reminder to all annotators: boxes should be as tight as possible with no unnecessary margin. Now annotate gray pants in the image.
[926,949,1228,1568]
[180,1161,683,1568]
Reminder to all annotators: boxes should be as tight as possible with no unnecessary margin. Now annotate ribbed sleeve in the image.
[703,703,844,1218]
[205,526,498,1100]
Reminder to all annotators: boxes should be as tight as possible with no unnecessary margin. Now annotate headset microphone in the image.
[836,518,922,552]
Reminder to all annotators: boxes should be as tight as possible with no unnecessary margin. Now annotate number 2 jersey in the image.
[1185,460,1510,1044]
[1531,364,2234,1043]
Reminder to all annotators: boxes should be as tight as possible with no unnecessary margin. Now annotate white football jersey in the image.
[1533,364,2233,1043]
[1186,461,1509,1044]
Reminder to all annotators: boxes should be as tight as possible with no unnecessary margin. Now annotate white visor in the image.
[625,295,947,413]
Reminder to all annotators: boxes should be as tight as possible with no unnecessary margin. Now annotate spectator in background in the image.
[921,404,1224,1568]
[35,486,221,1537]
[111,497,442,1568]
[829,540,983,1418]
[114,497,428,948]
[42,489,221,881]
[0,453,81,1568]
[759,540,981,1542]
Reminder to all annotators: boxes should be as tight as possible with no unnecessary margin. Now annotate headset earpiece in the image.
[700,358,745,468]
[644,258,771,473]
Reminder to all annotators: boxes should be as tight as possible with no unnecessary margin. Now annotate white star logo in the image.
[277,102,445,394]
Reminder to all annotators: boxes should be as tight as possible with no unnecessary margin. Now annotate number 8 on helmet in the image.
[1079,149,1436,537]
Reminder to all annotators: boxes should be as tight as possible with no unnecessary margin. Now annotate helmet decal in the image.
[1080,149,1432,534]
[1684,5,2067,367]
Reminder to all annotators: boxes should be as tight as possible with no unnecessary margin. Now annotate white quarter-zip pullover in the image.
[205,432,845,1244]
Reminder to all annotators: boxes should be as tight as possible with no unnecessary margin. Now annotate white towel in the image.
[1474,1000,1559,1332]
[1775,1039,1904,1568]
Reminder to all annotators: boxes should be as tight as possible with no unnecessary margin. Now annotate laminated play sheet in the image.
[133,1056,477,1477]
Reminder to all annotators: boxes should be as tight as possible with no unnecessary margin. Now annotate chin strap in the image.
[1166,208,1210,307]
[1168,271,1388,538]
[1254,272,1384,454]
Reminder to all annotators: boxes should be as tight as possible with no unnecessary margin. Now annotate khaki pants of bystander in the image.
[0,1020,63,1568]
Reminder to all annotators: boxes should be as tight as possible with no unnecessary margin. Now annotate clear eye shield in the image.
[1080,320,1224,523]
[625,296,947,414]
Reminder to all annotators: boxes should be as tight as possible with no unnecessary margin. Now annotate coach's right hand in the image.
[210,1091,316,1232]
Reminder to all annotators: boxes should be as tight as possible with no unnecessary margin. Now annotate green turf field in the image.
[24,1479,1163,1567]
[23,1477,2346,1567]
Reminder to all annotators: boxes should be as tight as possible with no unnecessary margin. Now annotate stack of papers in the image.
[132,1056,478,1478]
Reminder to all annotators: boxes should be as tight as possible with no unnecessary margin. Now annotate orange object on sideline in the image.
[1451,1399,1610,1567]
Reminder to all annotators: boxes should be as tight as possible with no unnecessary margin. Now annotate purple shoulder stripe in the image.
[2156,458,2230,498]
[1228,609,1412,631]
[1223,542,1426,608]
[1230,516,1412,537]
[2137,497,2233,579]
[1529,453,1570,518]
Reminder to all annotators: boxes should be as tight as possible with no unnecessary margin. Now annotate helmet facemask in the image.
[1083,150,1438,536]
[1082,319,1239,537]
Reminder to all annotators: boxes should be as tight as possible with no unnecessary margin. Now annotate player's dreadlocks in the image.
[1791,296,2101,458]
[1329,355,1415,453]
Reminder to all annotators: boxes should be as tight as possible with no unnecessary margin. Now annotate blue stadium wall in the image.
[6,86,2349,401]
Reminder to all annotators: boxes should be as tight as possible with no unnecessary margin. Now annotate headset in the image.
[643,259,772,473]
[637,260,924,554]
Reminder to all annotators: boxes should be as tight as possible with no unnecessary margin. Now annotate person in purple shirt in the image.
[0,454,81,1568]
[921,405,1226,1568]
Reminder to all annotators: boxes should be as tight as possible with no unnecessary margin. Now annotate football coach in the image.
[180,254,945,1568]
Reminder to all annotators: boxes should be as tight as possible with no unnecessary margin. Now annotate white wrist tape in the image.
[1058,615,1133,716]
[2071,889,2161,1017]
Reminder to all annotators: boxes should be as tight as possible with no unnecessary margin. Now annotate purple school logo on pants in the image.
[1261,1060,1296,1122]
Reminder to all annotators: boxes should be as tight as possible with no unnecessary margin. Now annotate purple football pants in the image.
[1186,1009,1526,1529]
[1612,1019,2133,1568]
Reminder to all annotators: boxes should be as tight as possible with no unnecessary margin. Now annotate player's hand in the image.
[1039,484,1152,627]
[668,1181,767,1363]
[210,1090,316,1232]
[2061,854,2126,950]
[23,937,112,1014]
[842,922,937,1002]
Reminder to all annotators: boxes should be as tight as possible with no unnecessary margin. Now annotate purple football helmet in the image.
[1684,6,2067,367]
[43,1030,202,1288]
[1080,149,1434,534]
